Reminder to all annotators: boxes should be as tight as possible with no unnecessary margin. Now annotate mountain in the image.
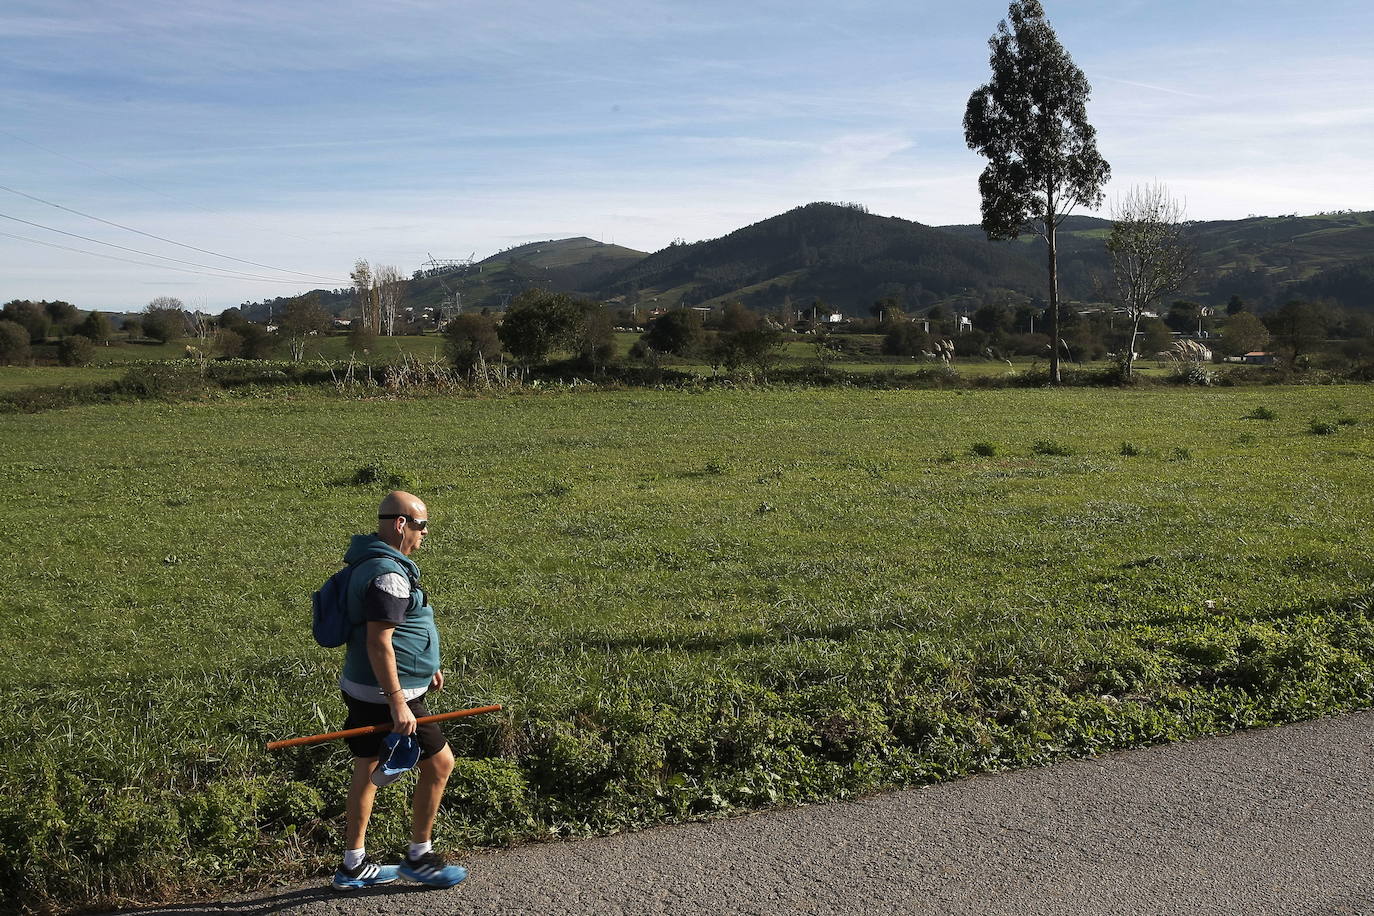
[417,237,648,313]
[238,237,647,321]
[238,207,1374,321]
[590,202,1048,312]
[941,210,1374,309]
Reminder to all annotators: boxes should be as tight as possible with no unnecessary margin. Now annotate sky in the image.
[2,0,1372,312]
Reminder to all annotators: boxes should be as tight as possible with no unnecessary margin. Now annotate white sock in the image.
[408,840,432,860]
[343,847,366,870]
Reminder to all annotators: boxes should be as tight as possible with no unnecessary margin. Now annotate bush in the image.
[239,324,276,359]
[970,442,997,457]
[1120,442,1141,457]
[347,322,377,354]
[444,314,502,374]
[77,310,113,343]
[0,320,31,365]
[1032,439,1074,457]
[1244,406,1278,421]
[1168,363,1215,386]
[1308,419,1338,436]
[56,334,95,367]
[350,462,413,489]
[119,363,206,399]
[215,329,244,359]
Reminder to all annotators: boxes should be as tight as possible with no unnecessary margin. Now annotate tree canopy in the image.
[642,309,705,356]
[964,0,1109,382]
[497,290,584,367]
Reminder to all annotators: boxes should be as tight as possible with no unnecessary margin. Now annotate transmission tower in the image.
[424,252,477,323]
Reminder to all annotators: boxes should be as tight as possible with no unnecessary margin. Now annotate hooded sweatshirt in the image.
[339,534,441,690]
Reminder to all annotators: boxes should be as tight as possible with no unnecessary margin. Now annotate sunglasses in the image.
[378,514,428,531]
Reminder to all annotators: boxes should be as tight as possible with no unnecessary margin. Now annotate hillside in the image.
[239,237,647,322]
[385,237,648,315]
[238,207,1374,322]
[941,210,1374,310]
[592,203,1048,312]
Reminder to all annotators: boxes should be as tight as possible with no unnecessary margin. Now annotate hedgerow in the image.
[7,358,1370,414]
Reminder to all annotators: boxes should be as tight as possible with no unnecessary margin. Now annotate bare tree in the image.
[1106,183,1194,377]
[188,309,216,345]
[374,264,405,336]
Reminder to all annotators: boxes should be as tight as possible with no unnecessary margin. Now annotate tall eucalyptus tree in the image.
[965,0,1110,383]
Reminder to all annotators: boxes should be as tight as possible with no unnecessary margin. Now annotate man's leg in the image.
[334,756,400,891]
[345,757,380,850]
[411,743,454,844]
[398,743,466,888]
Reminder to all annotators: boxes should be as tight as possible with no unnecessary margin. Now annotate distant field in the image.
[0,365,127,392]
[77,334,446,365]
[2,384,1372,911]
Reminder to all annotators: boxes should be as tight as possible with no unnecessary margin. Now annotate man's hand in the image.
[431,670,445,691]
[390,697,418,735]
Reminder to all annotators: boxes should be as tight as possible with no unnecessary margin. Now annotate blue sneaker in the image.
[331,857,400,891]
[399,851,467,888]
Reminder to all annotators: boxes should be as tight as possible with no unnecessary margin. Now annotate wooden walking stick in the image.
[266,704,503,751]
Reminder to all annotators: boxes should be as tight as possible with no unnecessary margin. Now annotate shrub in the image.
[444,314,502,374]
[215,329,244,359]
[1120,442,1140,457]
[238,324,276,359]
[970,442,997,457]
[351,462,413,489]
[1032,439,1074,457]
[1244,406,1277,421]
[119,363,206,399]
[77,310,113,343]
[0,320,31,365]
[1308,419,1338,436]
[57,334,95,367]
[1168,364,1214,386]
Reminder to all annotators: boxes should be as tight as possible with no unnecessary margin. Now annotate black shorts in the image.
[341,691,449,760]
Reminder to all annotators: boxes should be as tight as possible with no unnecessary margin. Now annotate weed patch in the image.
[1032,439,1074,457]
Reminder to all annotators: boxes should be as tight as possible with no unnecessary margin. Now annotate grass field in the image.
[0,365,128,393]
[2,385,1373,911]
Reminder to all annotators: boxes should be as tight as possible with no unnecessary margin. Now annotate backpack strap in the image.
[347,551,419,623]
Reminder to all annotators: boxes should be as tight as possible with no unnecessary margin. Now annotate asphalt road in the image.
[119,710,1374,915]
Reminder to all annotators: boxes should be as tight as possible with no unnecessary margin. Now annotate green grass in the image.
[2,385,1373,911]
[0,365,128,393]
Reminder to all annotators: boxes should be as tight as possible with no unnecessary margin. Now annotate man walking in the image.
[331,490,468,891]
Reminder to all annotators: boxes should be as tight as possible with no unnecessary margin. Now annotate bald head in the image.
[379,490,425,521]
[377,491,429,554]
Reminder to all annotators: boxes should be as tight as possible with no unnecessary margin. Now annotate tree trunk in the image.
[1046,206,1061,384]
[1127,313,1141,378]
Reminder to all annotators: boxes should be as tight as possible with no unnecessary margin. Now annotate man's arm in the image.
[365,621,417,735]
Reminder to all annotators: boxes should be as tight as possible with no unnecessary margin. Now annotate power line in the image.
[0,215,327,284]
[0,182,349,284]
[0,127,325,245]
[0,230,323,284]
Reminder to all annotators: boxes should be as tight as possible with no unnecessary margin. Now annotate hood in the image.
[344,533,419,579]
